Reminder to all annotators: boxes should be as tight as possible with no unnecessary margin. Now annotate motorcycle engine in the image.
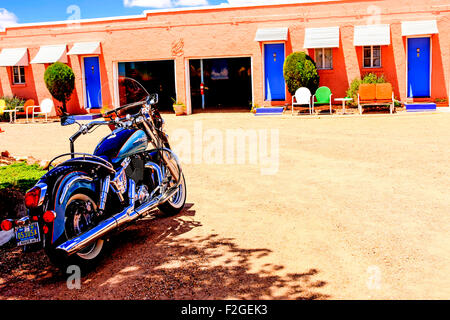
[125,156,145,186]
[135,185,150,205]
[125,155,158,201]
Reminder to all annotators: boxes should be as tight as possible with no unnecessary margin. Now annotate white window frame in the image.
[12,66,26,84]
[363,45,382,68]
[315,48,333,70]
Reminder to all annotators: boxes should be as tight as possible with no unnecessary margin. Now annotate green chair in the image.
[313,86,333,114]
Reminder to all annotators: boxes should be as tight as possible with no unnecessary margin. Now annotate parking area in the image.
[0,112,449,299]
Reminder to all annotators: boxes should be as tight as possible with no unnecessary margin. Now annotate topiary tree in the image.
[283,51,320,95]
[44,62,75,115]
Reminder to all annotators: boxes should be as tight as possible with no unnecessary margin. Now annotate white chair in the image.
[292,87,312,115]
[30,99,54,123]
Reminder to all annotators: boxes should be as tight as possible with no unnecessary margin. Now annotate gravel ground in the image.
[0,111,449,300]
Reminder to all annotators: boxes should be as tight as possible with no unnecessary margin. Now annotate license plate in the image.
[15,222,41,246]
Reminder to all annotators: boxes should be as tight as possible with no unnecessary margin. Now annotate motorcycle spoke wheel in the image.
[65,194,104,261]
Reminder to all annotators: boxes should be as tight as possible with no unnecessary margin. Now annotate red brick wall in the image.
[0,0,448,114]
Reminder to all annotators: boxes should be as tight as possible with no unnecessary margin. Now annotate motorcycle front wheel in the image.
[157,173,186,217]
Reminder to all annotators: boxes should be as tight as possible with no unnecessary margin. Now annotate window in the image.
[363,46,381,68]
[315,48,333,70]
[12,66,26,84]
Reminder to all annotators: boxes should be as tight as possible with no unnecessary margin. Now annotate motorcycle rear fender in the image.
[49,170,97,244]
[55,155,115,176]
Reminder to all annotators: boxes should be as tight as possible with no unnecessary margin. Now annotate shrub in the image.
[44,62,75,115]
[283,52,320,96]
[0,96,25,121]
[346,73,386,107]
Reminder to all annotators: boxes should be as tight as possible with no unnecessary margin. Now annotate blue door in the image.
[264,44,285,101]
[407,38,431,98]
[84,57,102,109]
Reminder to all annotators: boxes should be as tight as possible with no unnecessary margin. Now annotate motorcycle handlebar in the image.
[70,103,152,144]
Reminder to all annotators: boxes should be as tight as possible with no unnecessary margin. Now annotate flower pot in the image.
[173,104,186,116]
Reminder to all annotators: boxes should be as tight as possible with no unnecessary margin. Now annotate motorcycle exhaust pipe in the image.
[133,185,179,216]
[57,180,137,255]
[57,180,179,255]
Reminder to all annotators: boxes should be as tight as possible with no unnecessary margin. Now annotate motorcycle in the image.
[0,78,186,270]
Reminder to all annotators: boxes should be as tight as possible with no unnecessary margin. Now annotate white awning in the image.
[67,42,101,55]
[31,44,67,64]
[304,27,340,48]
[401,20,438,36]
[354,24,390,46]
[254,27,288,42]
[0,48,28,67]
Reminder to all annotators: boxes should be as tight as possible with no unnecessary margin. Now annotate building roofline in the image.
[1,14,147,32]
[142,0,340,15]
[1,0,341,32]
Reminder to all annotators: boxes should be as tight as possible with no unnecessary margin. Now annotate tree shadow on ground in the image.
[0,204,329,300]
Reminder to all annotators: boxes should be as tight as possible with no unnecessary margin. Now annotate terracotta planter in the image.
[173,104,186,116]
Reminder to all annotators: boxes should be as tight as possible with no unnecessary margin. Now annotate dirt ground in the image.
[0,112,449,300]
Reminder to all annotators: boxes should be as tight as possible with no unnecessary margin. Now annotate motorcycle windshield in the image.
[98,76,150,113]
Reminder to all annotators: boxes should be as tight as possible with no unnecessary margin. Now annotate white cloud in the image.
[124,0,172,8]
[124,0,208,8]
[225,0,318,5]
[0,8,18,31]
[175,0,209,6]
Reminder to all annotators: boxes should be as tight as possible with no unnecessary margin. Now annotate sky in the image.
[0,0,305,29]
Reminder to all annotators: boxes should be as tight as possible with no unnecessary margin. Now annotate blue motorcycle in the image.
[1,78,186,270]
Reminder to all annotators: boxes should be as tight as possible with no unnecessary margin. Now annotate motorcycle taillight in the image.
[0,219,13,231]
[43,211,56,223]
[25,187,41,208]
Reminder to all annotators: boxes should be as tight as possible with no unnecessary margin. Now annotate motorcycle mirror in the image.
[61,115,76,126]
[147,93,159,106]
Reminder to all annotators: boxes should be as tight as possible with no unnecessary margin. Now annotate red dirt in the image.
[0,112,449,299]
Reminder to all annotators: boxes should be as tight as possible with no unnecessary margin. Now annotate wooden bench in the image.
[358,83,395,115]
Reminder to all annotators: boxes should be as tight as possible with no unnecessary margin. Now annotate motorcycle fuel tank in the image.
[94,128,148,164]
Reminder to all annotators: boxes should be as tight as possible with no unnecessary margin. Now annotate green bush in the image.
[283,52,320,96]
[0,162,46,192]
[346,73,386,107]
[0,96,25,121]
[44,62,75,115]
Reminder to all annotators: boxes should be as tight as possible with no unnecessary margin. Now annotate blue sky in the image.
[0,0,294,28]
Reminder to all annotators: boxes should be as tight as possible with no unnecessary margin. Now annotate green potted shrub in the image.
[283,51,320,96]
[434,98,448,107]
[0,96,25,122]
[171,98,186,116]
[44,62,75,116]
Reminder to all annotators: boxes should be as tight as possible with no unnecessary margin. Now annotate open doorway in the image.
[118,60,176,111]
[189,57,252,112]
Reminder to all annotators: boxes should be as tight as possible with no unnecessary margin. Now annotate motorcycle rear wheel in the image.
[46,191,108,271]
